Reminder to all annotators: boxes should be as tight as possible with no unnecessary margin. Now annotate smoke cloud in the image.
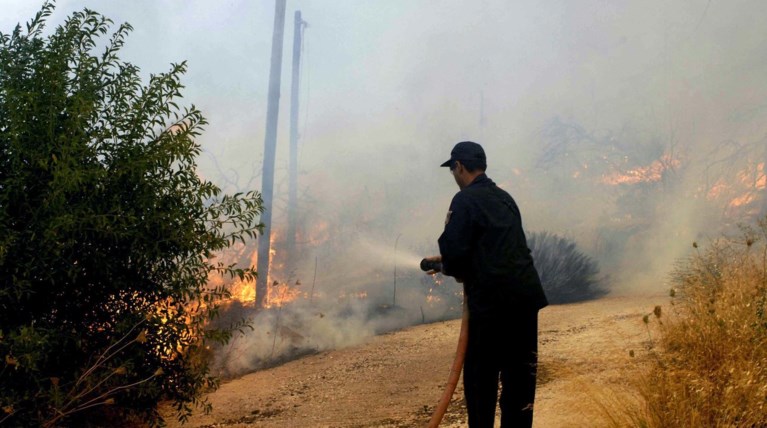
[5,0,767,373]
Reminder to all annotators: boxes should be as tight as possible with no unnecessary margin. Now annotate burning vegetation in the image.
[198,111,767,378]
[703,139,767,218]
[3,1,767,426]
[204,230,465,378]
[526,117,767,286]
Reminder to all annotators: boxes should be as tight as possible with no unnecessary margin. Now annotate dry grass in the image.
[608,218,767,427]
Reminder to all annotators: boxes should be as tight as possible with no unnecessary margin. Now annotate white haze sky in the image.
[3,1,767,292]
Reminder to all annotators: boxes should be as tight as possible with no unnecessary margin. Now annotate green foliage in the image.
[0,3,263,426]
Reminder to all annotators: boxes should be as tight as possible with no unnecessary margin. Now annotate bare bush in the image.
[528,232,608,304]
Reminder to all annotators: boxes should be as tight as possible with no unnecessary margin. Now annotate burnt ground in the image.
[162,293,663,427]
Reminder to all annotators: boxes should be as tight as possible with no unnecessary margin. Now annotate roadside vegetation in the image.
[609,217,767,426]
[0,3,262,426]
[528,231,607,304]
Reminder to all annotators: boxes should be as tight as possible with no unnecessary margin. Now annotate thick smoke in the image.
[5,0,766,373]
[209,286,461,379]
[208,239,463,378]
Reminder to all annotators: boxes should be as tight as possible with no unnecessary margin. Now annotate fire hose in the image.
[427,299,468,427]
[421,259,469,427]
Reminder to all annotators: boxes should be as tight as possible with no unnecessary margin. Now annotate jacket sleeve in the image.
[438,193,474,280]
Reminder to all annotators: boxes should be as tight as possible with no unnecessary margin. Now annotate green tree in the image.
[0,3,263,426]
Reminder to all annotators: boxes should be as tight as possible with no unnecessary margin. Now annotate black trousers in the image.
[463,308,539,428]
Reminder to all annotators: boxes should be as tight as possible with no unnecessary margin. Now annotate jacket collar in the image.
[467,173,493,188]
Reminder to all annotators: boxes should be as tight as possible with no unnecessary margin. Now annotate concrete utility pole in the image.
[256,0,287,309]
[287,10,307,263]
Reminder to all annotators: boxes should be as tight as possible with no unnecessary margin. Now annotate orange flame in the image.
[213,223,333,307]
[705,161,765,213]
[267,281,305,308]
[600,155,679,185]
[426,294,441,303]
[336,291,368,301]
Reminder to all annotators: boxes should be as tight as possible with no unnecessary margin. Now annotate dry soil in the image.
[162,293,664,427]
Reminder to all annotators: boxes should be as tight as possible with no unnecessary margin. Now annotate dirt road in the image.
[163,293,663,427]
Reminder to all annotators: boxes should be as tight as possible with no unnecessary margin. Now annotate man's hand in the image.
[423,255,442,275]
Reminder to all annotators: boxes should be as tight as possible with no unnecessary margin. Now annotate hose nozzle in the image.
[420,258,442,273]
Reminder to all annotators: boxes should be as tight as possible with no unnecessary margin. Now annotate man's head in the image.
[440,141,487,189]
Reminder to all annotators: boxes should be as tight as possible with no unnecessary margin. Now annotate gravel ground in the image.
[162,293,664,427]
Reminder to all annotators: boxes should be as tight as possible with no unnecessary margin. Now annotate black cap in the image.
[440,141,486,168]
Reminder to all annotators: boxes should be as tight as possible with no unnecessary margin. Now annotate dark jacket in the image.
[438,174,548,317]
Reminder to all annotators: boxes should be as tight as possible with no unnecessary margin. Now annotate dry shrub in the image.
[528,231,608,304]
[623,218,767,427]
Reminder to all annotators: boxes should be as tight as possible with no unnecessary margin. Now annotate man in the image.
[425,141,548,427]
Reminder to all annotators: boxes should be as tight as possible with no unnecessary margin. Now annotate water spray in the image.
[393,233,402,306]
